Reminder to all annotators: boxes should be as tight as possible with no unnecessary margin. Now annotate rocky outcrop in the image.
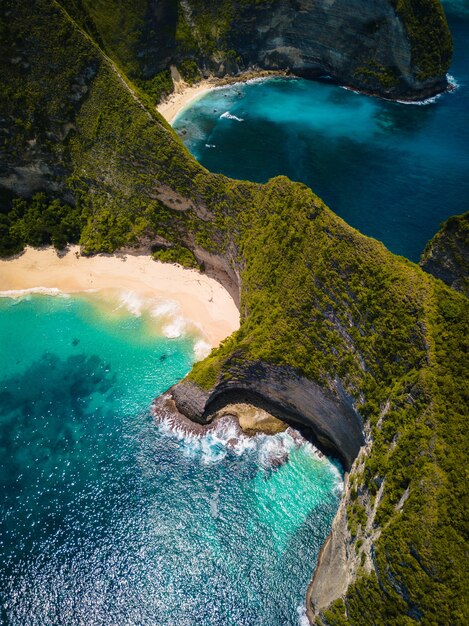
[178,0,452,101]
[164,361,364,470]
[306,478,353,619]
[420,212,469,297]
[62,1,452,101]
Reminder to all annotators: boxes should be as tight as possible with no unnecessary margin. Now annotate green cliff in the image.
[55,0,452,101]
[421,212,469,297]
[0,1,467,624]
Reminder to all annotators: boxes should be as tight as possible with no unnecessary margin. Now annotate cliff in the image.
[179,0,452,100]
[420,211,469,297]
[59,0,453,102]
[0,1,467,624]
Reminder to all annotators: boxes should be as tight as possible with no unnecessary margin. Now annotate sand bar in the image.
[0,246,240,351]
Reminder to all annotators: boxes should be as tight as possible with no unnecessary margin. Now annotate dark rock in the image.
[167,361,364,471]
[177,0,452,101]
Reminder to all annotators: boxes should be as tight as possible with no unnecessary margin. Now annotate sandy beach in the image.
[157,70,284,124]
[0,246,240,353]
[157,79,216,124]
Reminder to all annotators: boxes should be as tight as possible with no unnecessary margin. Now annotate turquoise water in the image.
[0,294,342,625]
[173,3,469,261]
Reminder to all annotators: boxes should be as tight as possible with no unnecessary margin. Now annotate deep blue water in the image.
[0,294,342,625]
[173,2,469,261]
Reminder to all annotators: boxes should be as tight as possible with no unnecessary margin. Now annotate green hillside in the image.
[0,1,467,624]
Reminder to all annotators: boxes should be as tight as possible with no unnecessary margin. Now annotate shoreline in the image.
[157,79,216,124]
[0,246,240,352]
[157,70,287,124]
[156,70,456,125]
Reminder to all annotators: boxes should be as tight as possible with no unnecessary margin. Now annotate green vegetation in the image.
[0,193,84,255]
[326,283,468,625]
[178,59,202,85]
[0,1,466,624]
[136,71,174,105]
[421,211,469,296]
[152,243,200,269]
[354,63,400,90]
[60,0,147,77]
[392,0,452,80]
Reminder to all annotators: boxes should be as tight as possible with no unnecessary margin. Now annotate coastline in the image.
[157,79,216,124]
[157,70,287,124]
[156,70,455,126]
[0,246,240,351]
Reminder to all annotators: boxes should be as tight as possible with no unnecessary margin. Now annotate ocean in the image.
[173,1,469,262]
[0,293,342,625]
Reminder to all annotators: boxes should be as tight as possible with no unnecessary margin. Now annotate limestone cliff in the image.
[0,2,467,625]
[420,211,469,297]
[62,0,452,101]
[164,361,364,471]
[180,0,452,100]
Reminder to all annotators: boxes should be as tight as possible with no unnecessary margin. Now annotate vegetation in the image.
[354,63,400,90]
[152,243,200,269]
[392,0,453,80]
[178,59,202,85]
[421,211,469,296]
[136,71,174,105]
[0,193,84,255]
[0,1,466,624]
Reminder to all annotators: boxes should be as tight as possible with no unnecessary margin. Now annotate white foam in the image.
[150,300,180,318]
[220,111,244,122]
[296,604,310,626]
[343,73,460,106]
[154,408,331,470]
[205,143,216,148]
[162,315,187,339]
[393,73,459,106]
[117,291,144,316]
[0,287,64,298]
[193,338,211,361]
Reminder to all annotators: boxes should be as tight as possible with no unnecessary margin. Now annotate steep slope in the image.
[178,0,453,100]
[421,211,469,296]
[58,0,453,101]
[0,1,467,625]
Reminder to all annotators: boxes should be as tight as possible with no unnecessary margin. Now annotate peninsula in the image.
[0,2,466,625]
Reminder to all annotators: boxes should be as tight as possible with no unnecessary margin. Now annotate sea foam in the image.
[154,403,332,470]
[220,111,244,122]
[0,287,65,298]
[116,292,210,358]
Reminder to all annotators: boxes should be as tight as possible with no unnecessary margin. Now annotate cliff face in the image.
[61,0,452,101]
[183,0,452,100]
[166,361,364,471]
[420,212,469,296]
[1,2,467,625]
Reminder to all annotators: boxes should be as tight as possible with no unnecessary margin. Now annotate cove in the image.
[173,3,469,262]
[0,294,342,625]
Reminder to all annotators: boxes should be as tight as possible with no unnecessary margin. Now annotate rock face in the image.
[306,479,353,619]
[420,212,469,297]
[167,361,364,471]
[178,0,452,100]
[63,1,452,101]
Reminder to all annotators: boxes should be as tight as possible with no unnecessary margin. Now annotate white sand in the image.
[157,79,215,124]
[0,246,240,353]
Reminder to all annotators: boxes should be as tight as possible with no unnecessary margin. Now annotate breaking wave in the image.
[153,400,343,479]
[0,287,66,298]
[220,111,244,122]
